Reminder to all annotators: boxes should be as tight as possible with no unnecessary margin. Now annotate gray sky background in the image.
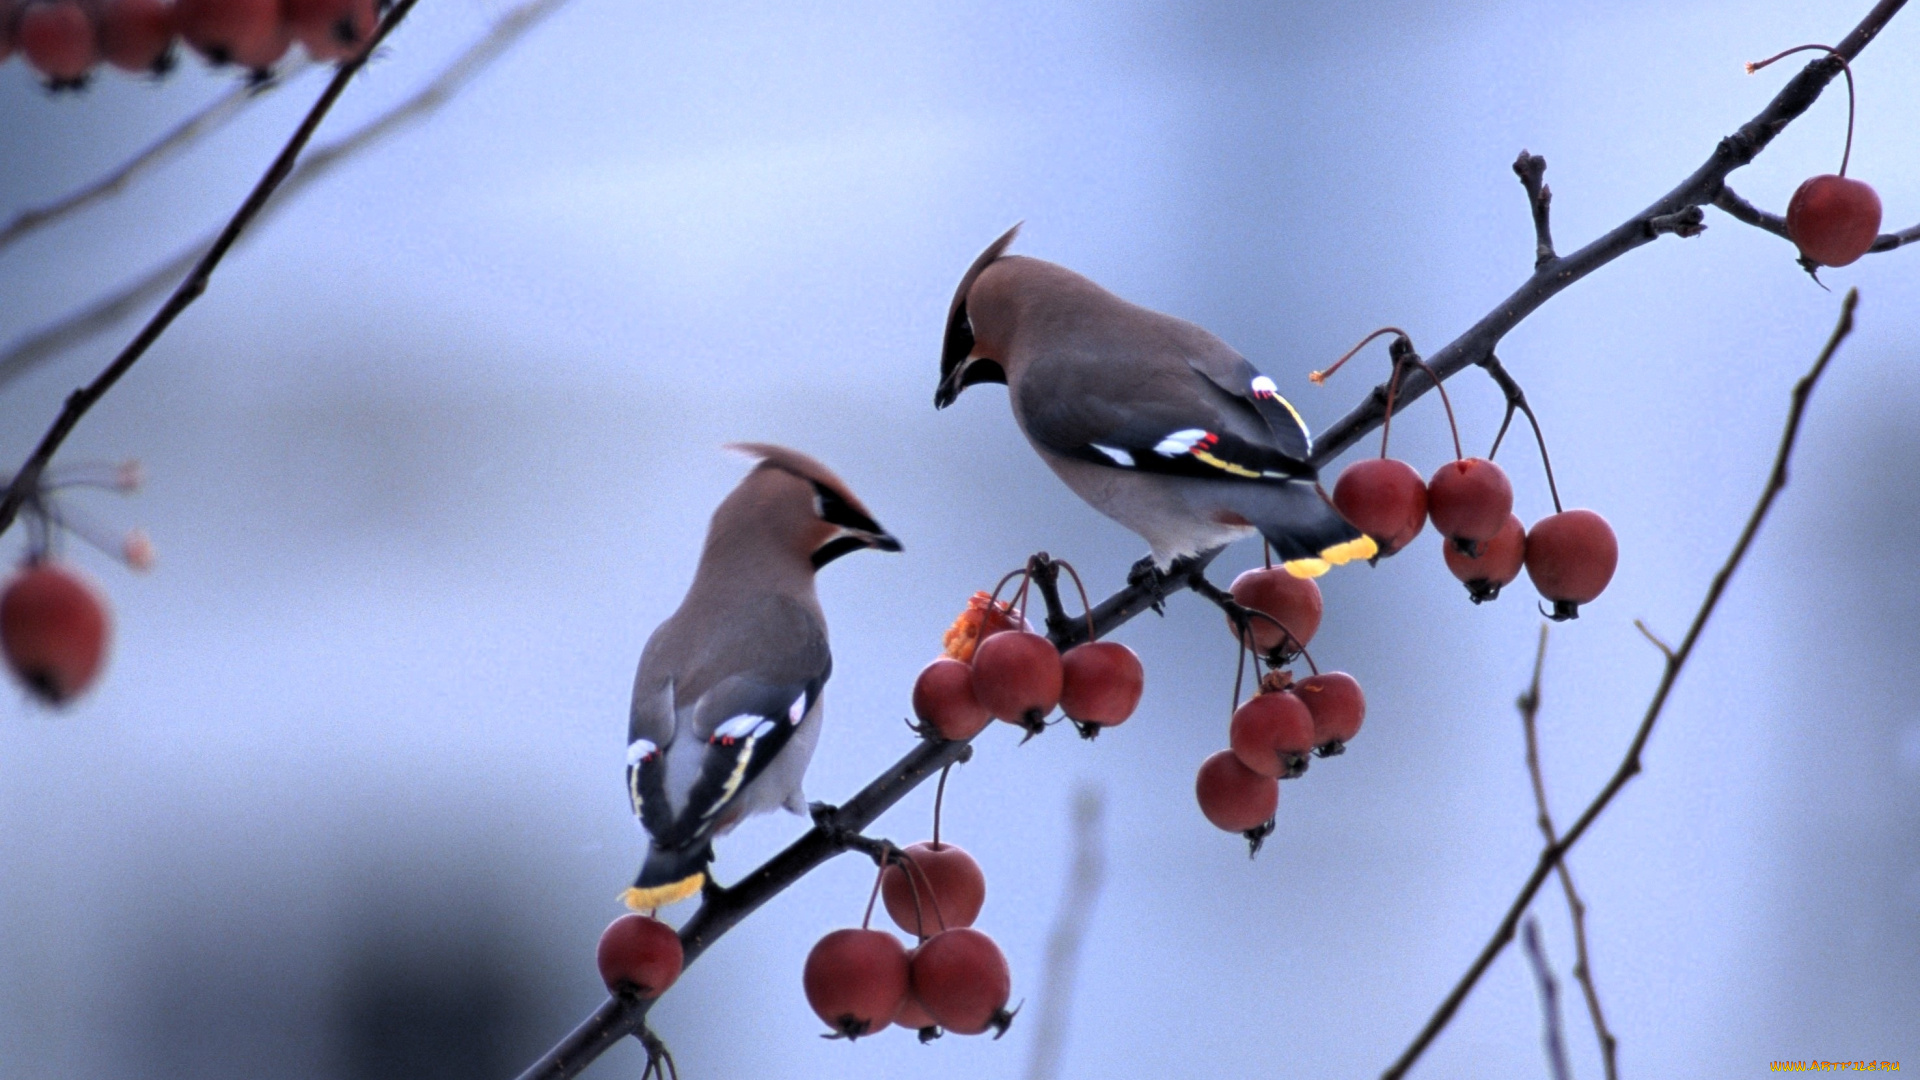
[2,2,1916,1077]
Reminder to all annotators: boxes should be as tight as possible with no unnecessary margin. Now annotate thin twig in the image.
[1380,288,1857,1079]
[0,0,428,537]
[1307,0,1905,470]
[1521,918,1575,1080]
[512,551,1214,1080]
[0,0,576,394]
[0,60,315,254]
[1513,151,1556,267]
[1024,785,1108,1080]
[1713,184,1920,253]
[1517,624,1619,1080]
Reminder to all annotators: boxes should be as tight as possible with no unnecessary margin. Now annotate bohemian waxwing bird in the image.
[934,225,1375,578]
[622,444,901,910]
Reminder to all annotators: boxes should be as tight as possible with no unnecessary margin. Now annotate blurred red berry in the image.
[912,657,990,741]
[98,0,176,73]
[971,630,1061,734]
[1443,512,1525,603]
[1226,567,1321,658]
[17,0,97,86]
[1428,457,1513,553]
[175,0,284,69]
[910,928,1013,1037]
[1333,457,1427,556]
[2,561,110,705]
[284,0,374,60]
[1525,509,1618,620]
[1787,174,1882,268]
[1058,640,1142,729]
[596,914,683,999]
[804,928,910,1040]
[880,842,986,937]
[1195,749,1278,833]
[1295,671,1365,750]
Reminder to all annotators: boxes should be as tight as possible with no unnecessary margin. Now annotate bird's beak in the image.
[811,528,903,569]
[935,363,965,409]
[866,531,903,553]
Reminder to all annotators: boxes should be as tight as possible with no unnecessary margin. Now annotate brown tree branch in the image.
[0,0,428,538]
[1306,0,1905,470]
[0,0,574,395]
[1513,151,1555,268]
[1517,625,1619,1080]
[1379,288,1857,1079]
[1712,184,1920,252]
[0,60,316,255]
[513,551,1213,1080]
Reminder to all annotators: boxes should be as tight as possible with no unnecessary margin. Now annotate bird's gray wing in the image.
[1180,346,1314,462]
[1014,343,1316,483]
[643,669,827,853]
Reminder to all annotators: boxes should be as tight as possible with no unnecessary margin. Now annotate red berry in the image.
[1058,640,1143,729]
[98,0,175,73]
[1195,749,1278,833]
[910,928,1013,1037]
[2,562,110,705]
[175,0,285,69]
[971,630,1061,733]
[1295,671,1365,750]
[1787,174,1882,268]
[1427,458,1513,552]
[912,657,990,741]
[1228,689,1315,778]
[1524,509,1618,620]
[596,914,683,999]
[803,928,910,1040]
[1442,512,1525,603]
[17,1,97,85]
[893,984,941,1039]
[880,841,986,937]
[284,0,375,60]
[1333,457,1427,556]
[1225,567,1321,658]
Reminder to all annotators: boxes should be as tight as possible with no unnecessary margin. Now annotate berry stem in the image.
[898,851,950,932]
[1310,326,1409,386]
[932,763,952,848]
[1747,44,1856,177]
[860,860,886,930]
[1481,355,1563,513]
[1400,352,1465,461]
[1053,558,1097,642]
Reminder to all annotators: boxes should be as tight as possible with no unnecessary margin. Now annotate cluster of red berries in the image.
[806,773,1011,1043]
[2,461,148,706]
[1335,454,1617,620]
[1314,332,1618,621]
[912,570,1144,742]
[0,0,378,88]
[1193,568,1367,850]
[1748,45,1889,274]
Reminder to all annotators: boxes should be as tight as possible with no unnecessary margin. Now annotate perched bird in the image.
[934,226,1374,577]
[622,445,901,910]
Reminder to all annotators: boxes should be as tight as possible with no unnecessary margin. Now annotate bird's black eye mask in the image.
[811,482,883,535]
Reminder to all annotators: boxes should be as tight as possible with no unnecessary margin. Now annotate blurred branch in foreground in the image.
[1024,784,1108,1080]
[1380,288,1858,1079]
[1521,917,1574,1080]
[0,0,574,395]
[0,59,316,255]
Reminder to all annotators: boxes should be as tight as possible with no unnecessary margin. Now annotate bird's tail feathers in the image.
[1239,483,1376,577]
[624,844,712,910]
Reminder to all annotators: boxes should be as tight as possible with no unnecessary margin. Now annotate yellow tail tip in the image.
[1320,535,1378,565]
[1282,557,1329,579]
[622,874,705,911]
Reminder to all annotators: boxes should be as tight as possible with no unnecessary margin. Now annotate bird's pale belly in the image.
[1036,445,1254,566]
